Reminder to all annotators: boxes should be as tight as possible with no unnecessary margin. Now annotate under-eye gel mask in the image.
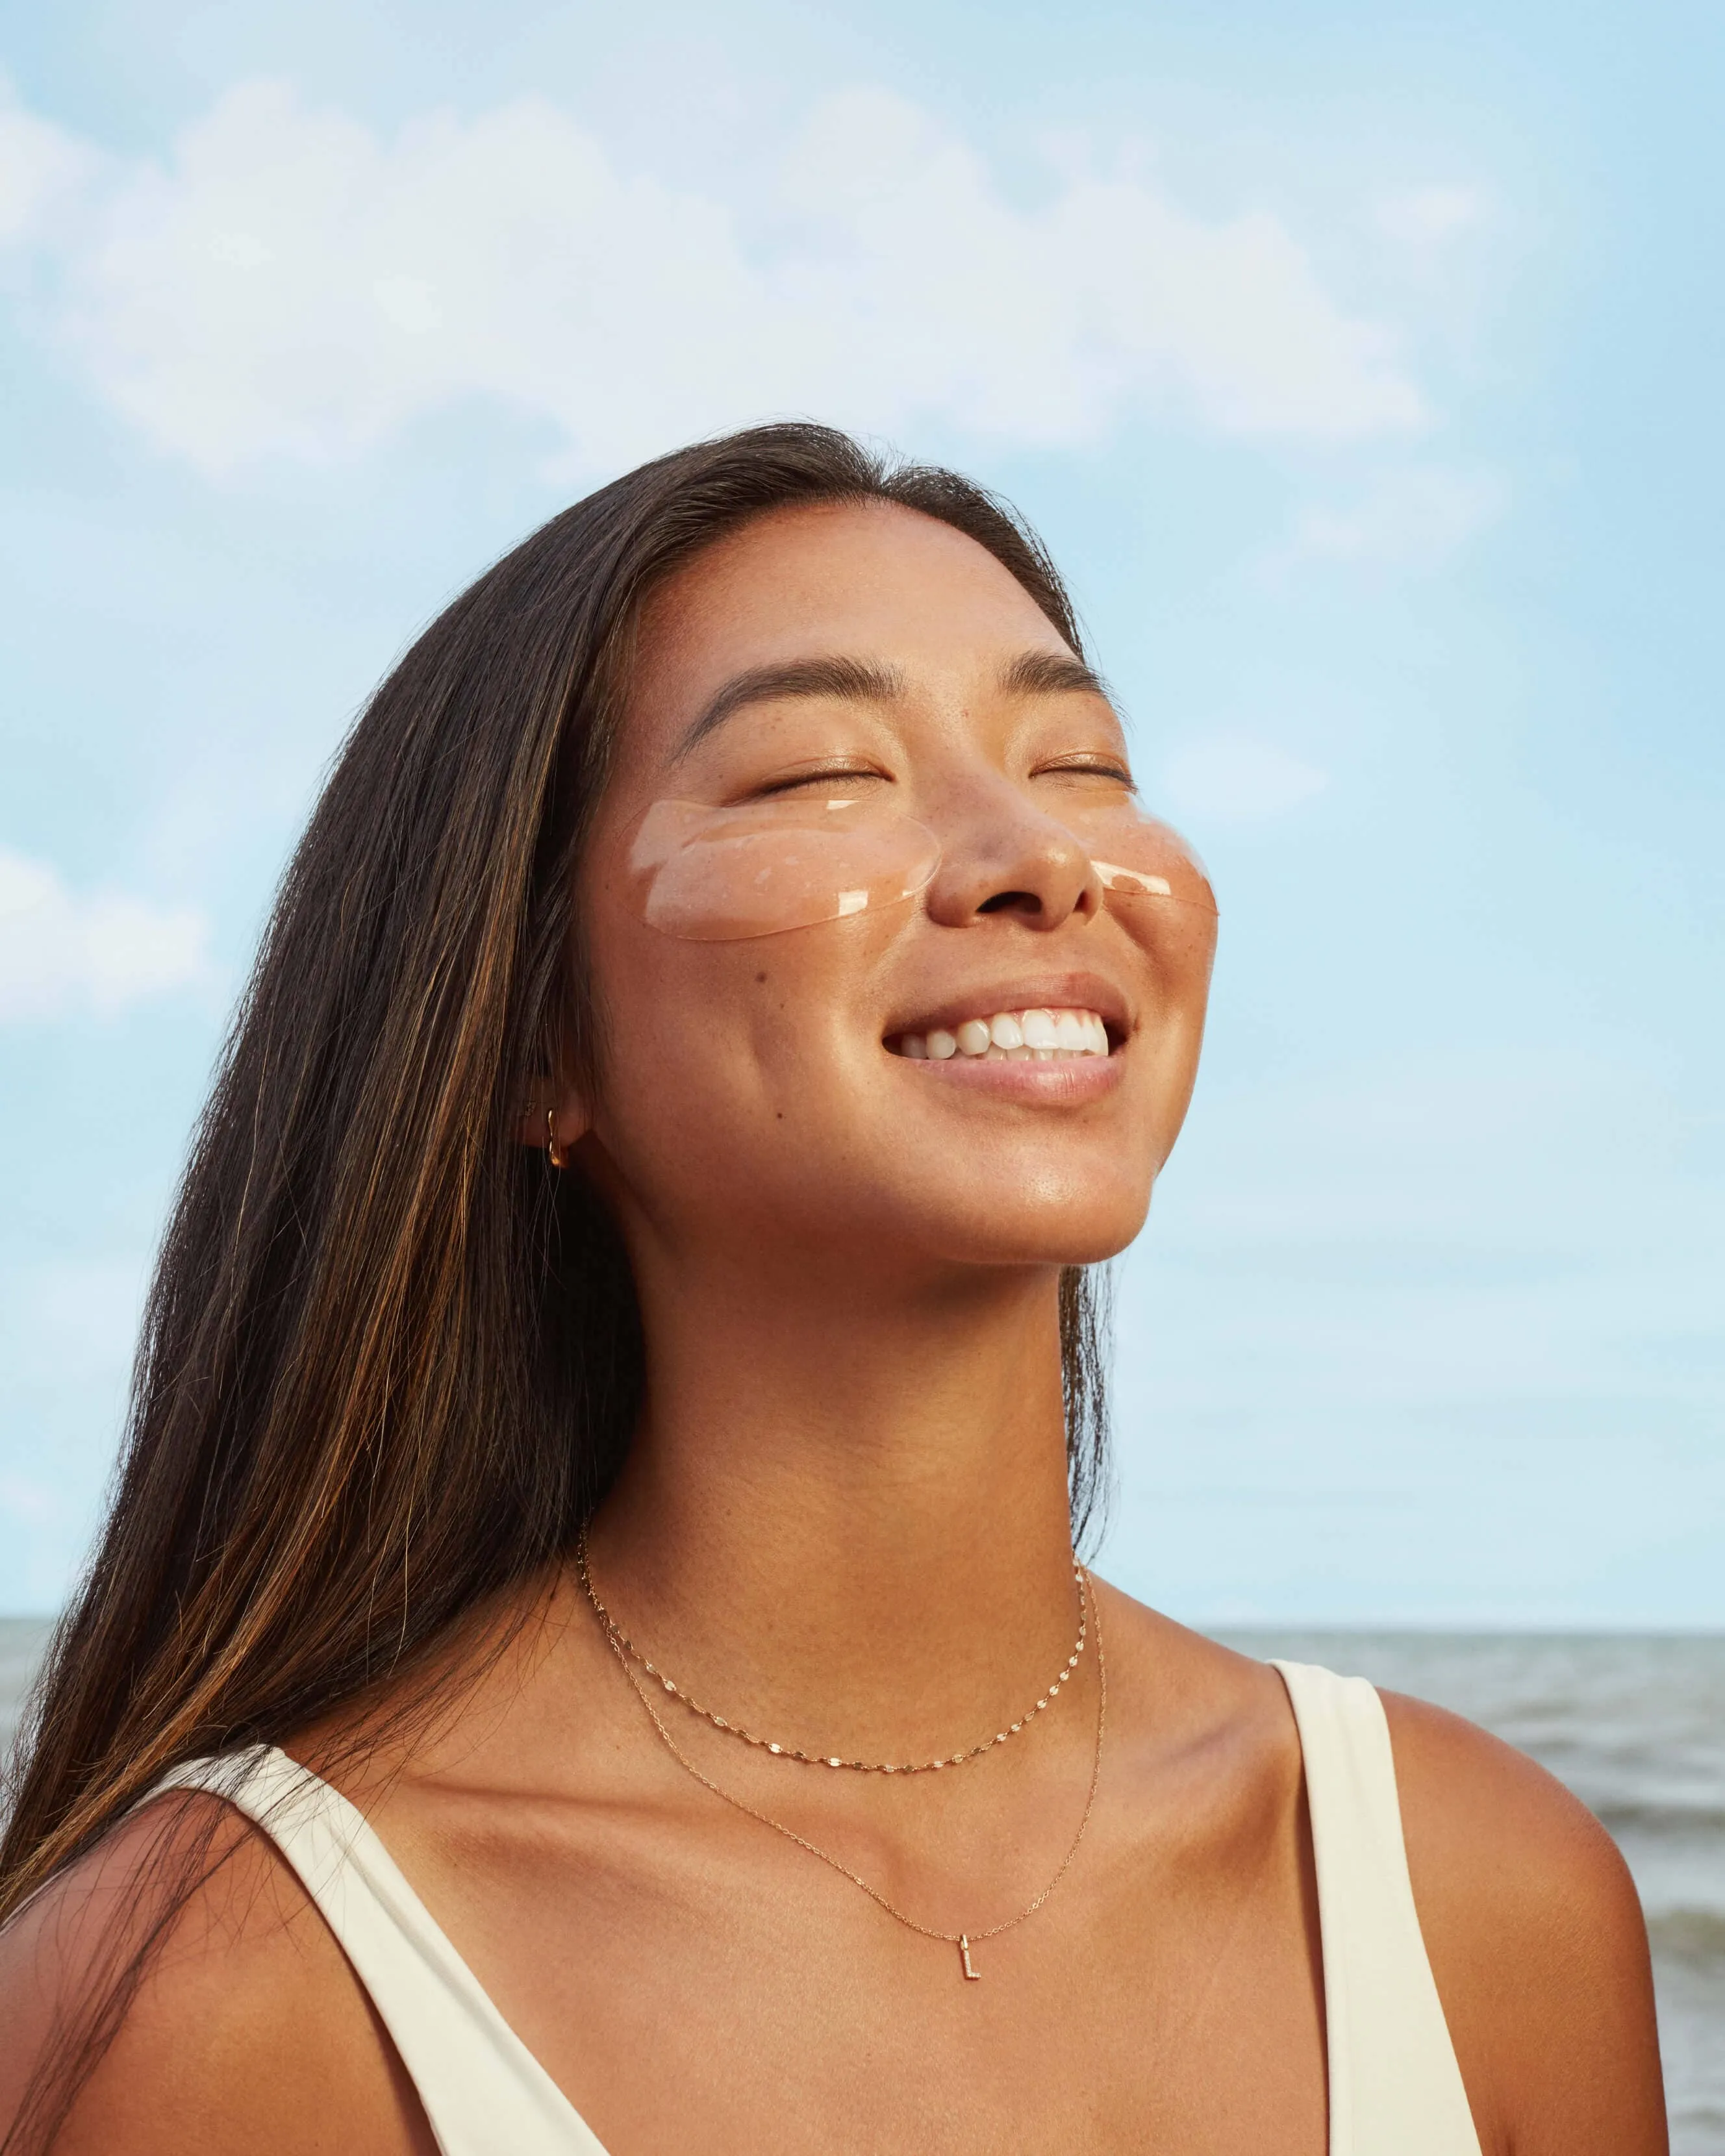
[629,797,944,940]
[627,794,1216,942]
[1080,801,1216,914]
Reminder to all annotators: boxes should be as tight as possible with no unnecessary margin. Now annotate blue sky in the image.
[1,0,1720,1620]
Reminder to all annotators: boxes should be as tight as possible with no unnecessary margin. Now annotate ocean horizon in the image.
[5,1619,1720,2150]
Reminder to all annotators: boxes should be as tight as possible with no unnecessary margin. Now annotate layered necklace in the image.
[575,1529,1106,1981]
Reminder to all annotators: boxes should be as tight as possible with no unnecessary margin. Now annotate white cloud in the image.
[1161,734,1329,827]
[0,81,97,249]
[0,80,1429,475]
[1376,184,1487,249]
[0,846,214,1022]
[1281,462,1506,570]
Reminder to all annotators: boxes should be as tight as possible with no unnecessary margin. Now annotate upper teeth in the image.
[897,1008,1111,1061]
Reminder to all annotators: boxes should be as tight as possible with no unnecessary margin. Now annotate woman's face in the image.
[572,500,1213,1290]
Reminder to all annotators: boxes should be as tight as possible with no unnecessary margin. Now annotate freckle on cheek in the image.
[755,972,768,984]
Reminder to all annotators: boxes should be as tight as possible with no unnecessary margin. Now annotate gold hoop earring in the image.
[546,1107,568,1171]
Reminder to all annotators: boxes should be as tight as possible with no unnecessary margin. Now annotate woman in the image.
[0,425,1665,2152]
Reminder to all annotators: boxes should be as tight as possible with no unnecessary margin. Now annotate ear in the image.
[518,1083,590,1157]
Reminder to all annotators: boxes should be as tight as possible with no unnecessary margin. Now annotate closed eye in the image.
[1035,758,1135,788]
[751,764,893,799]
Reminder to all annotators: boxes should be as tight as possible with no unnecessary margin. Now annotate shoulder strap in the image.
[1270,1663,1482,2156]
[149,1748,609,2156]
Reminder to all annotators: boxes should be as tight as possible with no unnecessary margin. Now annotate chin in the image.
[907,1187,1155,1272]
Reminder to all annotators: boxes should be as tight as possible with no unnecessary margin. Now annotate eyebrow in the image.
[997,650,1113,703]
[675,657,907,759]
[673,646,1114,761]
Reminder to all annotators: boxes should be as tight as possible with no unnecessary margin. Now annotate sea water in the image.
[3,1619,1720,2148]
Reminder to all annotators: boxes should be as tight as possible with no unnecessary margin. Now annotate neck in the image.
[587,1256,1086,1761]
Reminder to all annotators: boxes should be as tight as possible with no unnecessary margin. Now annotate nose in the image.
[921,782,1103,931]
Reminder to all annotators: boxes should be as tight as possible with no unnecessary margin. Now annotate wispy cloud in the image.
[0,82,95,245]
[0,79,1429,474]
[0,846,214,1022]
[1375,183,1487,249]
[1279,462,1507,571]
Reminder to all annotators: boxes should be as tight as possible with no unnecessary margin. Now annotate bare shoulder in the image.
[1084,1579,1307,1818]
[1381,1688,1668,2156]
[1089,1579,1300,1759]
[0,1788,434,2155]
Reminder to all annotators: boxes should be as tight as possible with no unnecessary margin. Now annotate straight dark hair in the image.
[0,422,1112,2134]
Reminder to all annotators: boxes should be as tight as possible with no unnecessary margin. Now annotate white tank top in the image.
[150,1659,1481,2155]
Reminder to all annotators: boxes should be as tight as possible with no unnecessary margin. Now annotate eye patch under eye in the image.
[1068,798,1216,915]
[627,797,943,940]
[625,794,1217,941]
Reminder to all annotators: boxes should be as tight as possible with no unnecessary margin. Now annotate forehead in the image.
[623,499,1074,755]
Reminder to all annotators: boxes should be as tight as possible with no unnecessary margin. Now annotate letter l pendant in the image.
[958,1935,980,1980]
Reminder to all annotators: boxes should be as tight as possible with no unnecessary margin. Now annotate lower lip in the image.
[888,1048,1125,1102]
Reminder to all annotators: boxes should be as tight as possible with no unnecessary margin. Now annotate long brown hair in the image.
[1,423,1111,2123]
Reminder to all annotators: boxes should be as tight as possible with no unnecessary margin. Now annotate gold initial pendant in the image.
[958,1935,980,1980]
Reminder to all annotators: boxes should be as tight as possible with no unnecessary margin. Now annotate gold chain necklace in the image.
[575,1531,1088,1774]
[580,1542,1107,1981]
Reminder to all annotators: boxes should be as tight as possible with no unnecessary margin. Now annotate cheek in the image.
[581,899,884,1173]
[1117,908,1214,1168]
[594,927,770,1110]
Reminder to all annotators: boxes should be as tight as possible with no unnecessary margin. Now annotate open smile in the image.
[889,1005,1114,1062]
[882,975,1129,1099]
